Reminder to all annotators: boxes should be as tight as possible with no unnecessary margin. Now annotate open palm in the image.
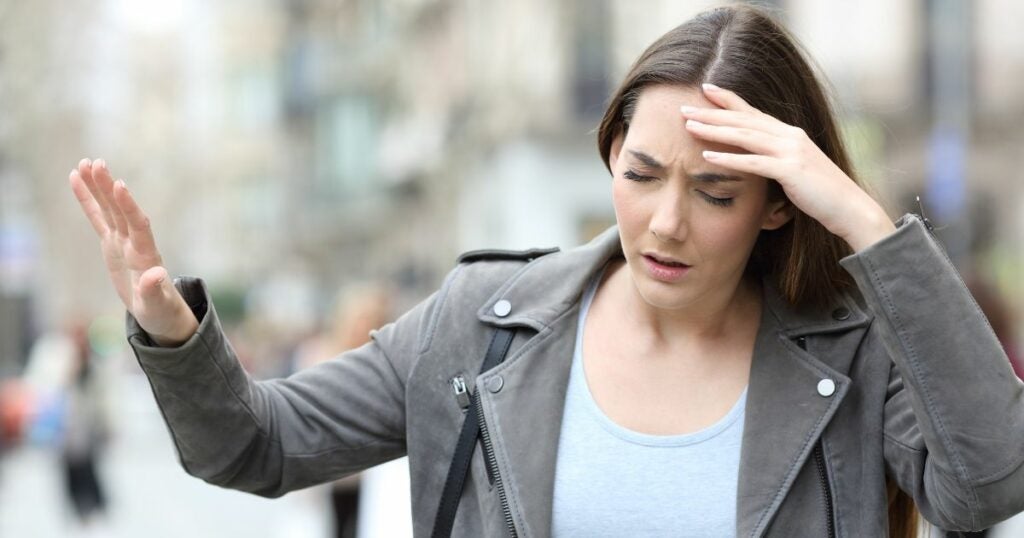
[68,158,198,346]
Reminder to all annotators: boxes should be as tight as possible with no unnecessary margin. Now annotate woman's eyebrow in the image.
[691,173,744,183]
[627,149,743,183]
[628,149,664,169]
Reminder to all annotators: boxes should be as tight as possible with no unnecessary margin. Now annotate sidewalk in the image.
[0,373,333,538]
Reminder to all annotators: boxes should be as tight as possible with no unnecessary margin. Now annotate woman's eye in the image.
[699,191,734,207]
[623,169,655,182]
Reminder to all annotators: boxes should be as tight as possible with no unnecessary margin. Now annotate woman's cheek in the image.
[611,180,644,229]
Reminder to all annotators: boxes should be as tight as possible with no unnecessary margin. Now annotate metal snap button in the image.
[832,307,851,321]
[493,299,512,317]
[817,378,836,397]
[486,376,504,393]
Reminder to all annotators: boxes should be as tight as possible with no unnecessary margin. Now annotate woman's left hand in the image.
[681,83,896,252]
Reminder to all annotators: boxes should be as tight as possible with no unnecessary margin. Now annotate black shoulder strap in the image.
[431,327,516,538]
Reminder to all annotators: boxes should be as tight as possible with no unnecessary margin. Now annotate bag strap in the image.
[431,327,517,538]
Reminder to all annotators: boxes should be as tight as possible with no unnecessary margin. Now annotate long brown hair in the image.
[596,4,918,536]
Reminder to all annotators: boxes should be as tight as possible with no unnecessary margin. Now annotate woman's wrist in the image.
[841,205,897,253]
[147,308,200,348]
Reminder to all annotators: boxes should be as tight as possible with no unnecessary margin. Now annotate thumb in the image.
[138,266,177,306]
[134,266,197,345]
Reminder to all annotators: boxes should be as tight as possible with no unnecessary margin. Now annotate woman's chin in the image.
[630,275,698,311]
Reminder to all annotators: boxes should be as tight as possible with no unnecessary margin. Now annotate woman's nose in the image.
[648,192,689,243]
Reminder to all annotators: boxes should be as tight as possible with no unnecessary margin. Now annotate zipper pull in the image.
[915,195,936,232]
[451,375,470,410]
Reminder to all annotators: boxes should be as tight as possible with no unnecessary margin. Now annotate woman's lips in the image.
[642,254,691,282]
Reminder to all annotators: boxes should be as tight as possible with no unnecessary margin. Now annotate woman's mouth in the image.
[642,254,691,282]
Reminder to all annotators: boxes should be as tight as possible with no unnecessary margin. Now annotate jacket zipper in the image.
[913,196,936,233]
[451,375,470,410]
[813,442,837,538]
[796,336,836,538]
[475,391,518,538]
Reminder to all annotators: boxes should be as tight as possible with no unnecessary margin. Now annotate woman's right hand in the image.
[69,158,199,347]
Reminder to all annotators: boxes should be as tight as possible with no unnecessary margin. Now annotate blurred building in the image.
[0,0,1022,404]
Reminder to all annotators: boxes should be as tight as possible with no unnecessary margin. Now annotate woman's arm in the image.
[842,214,1024,531]
[126,274,445,497]
[69,156,441,496]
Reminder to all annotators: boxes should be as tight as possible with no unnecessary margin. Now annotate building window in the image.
[314,94,379,196]
[570,0,611,122]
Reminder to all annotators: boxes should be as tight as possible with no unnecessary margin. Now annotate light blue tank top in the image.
[551,265,747,537]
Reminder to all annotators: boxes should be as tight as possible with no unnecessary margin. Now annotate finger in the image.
[685,120,780,156]
[680,106,791,138]
[78,158,117,232]
[112,179,162,263]
[701,150,788,182]
[91,160,129,237]
[701,83,758,113]
[69,170,109,236]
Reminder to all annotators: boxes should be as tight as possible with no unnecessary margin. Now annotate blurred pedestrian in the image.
[61,321,111,527]
[69,4,1024,537]
[23,318,113,531]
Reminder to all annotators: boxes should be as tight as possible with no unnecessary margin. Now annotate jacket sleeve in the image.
[839,213,1024,531]
[125,272,451,498]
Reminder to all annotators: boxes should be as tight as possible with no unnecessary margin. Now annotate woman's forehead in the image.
[633,85,717,119]
[624,85,747,173]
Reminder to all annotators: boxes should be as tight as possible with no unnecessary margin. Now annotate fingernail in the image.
[703,150,722,160]
[680,105,697,114]
[79,158,91,168]
[95,159,106,169]
[686,119,705,128]
[702,83,721,92]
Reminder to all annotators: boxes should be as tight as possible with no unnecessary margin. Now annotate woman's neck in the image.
[601,258,763,353]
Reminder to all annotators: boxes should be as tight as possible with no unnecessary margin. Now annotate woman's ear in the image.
[761,199,795,231]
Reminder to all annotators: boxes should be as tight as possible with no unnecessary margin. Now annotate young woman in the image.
[68,5,1024,537]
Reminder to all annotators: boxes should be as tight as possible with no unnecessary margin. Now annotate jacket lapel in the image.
[475,306,580,538]
[473,226,622,538]
[736,280,870,537]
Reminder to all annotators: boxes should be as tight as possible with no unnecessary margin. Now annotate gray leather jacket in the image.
[127,214,1024,537]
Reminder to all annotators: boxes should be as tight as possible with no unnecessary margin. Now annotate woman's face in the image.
[609,84,792,312]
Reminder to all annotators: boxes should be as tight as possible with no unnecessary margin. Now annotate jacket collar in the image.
[475,225,623,331]
[476,224,870,337]
[471,225,873,537]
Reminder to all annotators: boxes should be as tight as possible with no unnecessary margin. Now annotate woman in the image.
[68,5,1024,537]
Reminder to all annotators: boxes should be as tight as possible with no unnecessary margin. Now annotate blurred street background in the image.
[1,0,1023,536]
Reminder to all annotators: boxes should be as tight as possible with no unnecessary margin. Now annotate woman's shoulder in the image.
[446,245,563,297]
[436,229,620,329]
[446,226,621,300]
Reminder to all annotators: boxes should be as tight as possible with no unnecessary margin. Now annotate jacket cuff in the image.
[125,276,224,375]
[838,213,935,281]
